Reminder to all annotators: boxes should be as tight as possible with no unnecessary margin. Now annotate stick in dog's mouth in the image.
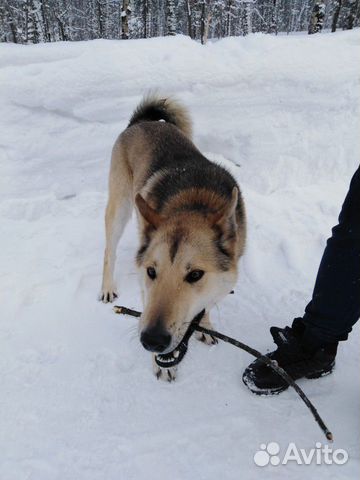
[112,306,205,367]
[154,309,206,369]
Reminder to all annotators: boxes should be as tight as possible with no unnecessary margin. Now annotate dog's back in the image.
[122,96,244,225]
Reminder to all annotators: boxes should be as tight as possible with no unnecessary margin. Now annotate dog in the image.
[100,95,246,381]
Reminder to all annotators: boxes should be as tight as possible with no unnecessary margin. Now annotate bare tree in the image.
[245,0,253,35]
[166,0,176,35]
[55,12,69,41]
[143,0,149,38]
[39,0,51,42]
[185,0,194,38]
[86,0,97,39]
[22,0,41,43]
[53,0,71,41]
[200,0,211,44]
[226,0,234,36]
[331,0,342,31]
[121,0,131,39]
[96,0,105,38]
[269,0,278,34]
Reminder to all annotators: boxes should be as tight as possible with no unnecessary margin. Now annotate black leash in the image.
[113,305,333,442]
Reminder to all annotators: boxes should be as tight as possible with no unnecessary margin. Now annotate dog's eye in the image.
[147,267,157,280]
[185,270,204,284]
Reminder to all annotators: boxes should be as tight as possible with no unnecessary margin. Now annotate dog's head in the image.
[135,188,240,354]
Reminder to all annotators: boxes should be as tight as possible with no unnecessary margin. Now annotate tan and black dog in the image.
[100,95,246,380]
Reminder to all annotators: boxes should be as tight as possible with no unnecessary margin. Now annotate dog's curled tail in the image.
[128,95,192,139]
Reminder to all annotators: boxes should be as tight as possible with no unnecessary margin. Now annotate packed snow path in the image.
[0,31,359,480]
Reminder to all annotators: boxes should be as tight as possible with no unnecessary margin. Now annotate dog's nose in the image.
[140,326,171,353]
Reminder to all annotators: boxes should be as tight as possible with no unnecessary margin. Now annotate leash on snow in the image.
[113,305,333,442]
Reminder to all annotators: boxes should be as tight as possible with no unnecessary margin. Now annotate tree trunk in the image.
[166,0,176,36]
[269,0,278,34]
[39,0,51,42]
[285,0,293,34]
[22,0,29,43]
[55,13,69,41]
[121,0,131,39]
[26,0,40,44]
[308,0,326,34]
[331,0,342,31]
[143,0,149,38]
[185,0,193,38]
[200,0,206,44]
[97,0,105,38]
[9,17,17,43]
[245,1,253,35]
[226,0,234,36]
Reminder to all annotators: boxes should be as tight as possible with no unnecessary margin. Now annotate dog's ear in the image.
[135,194,164,229]
[210,187,238,226]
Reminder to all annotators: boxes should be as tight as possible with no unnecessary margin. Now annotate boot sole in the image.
[241,375,289,396]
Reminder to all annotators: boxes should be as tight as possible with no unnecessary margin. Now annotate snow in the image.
[0,31,359,479]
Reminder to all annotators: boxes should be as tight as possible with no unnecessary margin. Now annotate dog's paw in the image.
[152,356,177,382]
[195,330,218,346]
[98,288,118,303]
[155,366,177,382]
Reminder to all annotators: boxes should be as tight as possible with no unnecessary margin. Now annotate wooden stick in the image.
[195,325,333,442]
[113,305,141,317]
[113,305,333,441]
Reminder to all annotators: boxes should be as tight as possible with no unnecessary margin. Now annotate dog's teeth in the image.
[173,350,179,358]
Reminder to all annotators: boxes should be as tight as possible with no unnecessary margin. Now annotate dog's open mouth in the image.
[155,310,205,369]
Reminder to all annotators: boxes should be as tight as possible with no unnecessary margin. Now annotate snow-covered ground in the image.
[0,31,359,480]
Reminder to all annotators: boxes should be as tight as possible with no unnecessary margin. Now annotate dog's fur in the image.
[100,95,246,381]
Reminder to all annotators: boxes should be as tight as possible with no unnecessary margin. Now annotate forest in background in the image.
[0,0,359,45]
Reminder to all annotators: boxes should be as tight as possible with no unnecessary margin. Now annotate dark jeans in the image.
[302,165,360,345]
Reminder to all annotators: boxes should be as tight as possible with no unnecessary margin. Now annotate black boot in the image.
[242,319,338,395]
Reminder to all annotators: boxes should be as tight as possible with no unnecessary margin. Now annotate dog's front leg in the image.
[100,196,131,303]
